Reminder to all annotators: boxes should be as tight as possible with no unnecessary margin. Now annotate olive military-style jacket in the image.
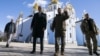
[80,18,98,35]
[51,11,69,37]
[51,11,69,32]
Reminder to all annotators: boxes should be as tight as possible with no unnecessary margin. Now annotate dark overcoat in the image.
[31,12,47,37]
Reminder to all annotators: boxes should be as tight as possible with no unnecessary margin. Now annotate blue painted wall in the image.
[76,22,85,46]
[47,20,55,44]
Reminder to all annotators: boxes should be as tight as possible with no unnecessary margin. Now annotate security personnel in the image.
[51,8,69,56]
[80,13,99,55]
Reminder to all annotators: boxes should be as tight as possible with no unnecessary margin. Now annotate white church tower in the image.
[65,2,77,44]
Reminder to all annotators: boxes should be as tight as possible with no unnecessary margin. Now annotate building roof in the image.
[51,0,58,4]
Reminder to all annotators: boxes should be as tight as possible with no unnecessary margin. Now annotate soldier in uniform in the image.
[51,8,69,56]
[80,13,99,55]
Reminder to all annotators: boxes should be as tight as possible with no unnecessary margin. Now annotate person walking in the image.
[80,13,99,55]
[51,8,69,56]
[4,19,16,47]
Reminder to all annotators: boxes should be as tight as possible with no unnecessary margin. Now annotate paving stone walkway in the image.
[0,42,99,56]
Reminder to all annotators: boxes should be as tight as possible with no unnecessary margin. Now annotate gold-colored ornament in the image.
[51,0,58,4]
[33,3,39,11]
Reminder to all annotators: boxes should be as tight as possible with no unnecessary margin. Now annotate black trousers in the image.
[32,37,44,52]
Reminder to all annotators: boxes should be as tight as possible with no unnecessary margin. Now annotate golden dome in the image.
[51,0,58,4]
[33,3,39,11]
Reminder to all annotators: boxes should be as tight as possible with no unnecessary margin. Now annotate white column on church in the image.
[65,24,68,44]
[44,29,48,44]
[72,25,76,43]
[65,20,67,43]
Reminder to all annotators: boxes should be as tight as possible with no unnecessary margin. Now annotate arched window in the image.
[54,5,56,10]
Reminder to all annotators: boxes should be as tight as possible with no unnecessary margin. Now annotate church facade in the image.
[15,0,100,46]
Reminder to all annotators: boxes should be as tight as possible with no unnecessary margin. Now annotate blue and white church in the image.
[15,0,100,46]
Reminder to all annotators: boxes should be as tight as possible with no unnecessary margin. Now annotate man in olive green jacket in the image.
[51,8,69,56]
[80,13,99,55]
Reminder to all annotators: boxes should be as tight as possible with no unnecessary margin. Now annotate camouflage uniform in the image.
[80,18,98,53]
[51,11,69,55]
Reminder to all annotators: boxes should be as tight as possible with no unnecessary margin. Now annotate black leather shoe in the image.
[89,51,93,55]
[40,51,43,54]
[30,51,35,54]
[61,52,64,55]
[54,53,58,56]
[6,44,9,48]
[93,52,99,56]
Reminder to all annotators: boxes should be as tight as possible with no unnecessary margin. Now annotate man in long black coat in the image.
[30,6,47,54]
